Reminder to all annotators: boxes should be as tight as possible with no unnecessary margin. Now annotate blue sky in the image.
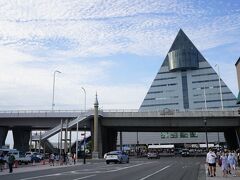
[0,0,240,111]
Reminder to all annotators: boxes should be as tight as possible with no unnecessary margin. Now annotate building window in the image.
[192,79,219,84]
[180,132,189,138]
[141,103,179,107]
[190,132,198,138]
[147,91,163,94]
[154,77,176,81]
[192,73,216,77]
[170,132,178,138]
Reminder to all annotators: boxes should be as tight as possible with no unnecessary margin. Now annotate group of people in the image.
[206,148,239,177]
[48,152,77,166]
[0,153,15,173]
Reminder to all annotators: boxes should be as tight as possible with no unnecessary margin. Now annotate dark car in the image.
[181,149,190,157]
[147,152,160,159]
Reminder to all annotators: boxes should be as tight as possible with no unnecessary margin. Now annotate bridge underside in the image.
[0,126,9,147]
[12,126,31,153]
[1,112,240,154]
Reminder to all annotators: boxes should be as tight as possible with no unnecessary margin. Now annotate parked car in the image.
[181,149,190,157]
[25,152,43,162]
[147,152,160,159]
[105,151,129,164]
[3,149,31,165]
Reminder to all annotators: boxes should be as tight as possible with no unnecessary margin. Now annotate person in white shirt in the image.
[206,148,217,177]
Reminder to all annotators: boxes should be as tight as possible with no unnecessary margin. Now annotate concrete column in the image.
[92,93,99,159]
[235,128,240,148]
[64,119,68,153]
[120,131,123,151]
[12,126,31,153]
[101,127,117,155]
[69,130,72,154]
[60,119,63,155]
[98,120,102,157]
[224,129,239,150]
[0,126,9,148]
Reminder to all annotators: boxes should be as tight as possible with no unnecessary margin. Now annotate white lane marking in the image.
[106,162,154,173]
[138,165,171,180]
[19,162,155,180]
[19,173,61,180]
[72,174,96,180]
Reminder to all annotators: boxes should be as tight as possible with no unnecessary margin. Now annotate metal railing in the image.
[32,112,90,141]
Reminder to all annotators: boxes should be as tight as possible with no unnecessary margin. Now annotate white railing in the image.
[0,108,238,114]
[32,113,90,141]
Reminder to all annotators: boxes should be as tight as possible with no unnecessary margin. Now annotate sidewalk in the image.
[0,159,102,176]
[206,165,240,179]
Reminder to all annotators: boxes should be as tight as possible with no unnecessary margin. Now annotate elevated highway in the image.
[0,109,240,155]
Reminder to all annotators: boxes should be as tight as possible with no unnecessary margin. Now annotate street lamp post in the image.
[215,64,223,147]
[76,122,79,162]
[136,131,139,157]
[203,83,207,110]
[204,117,209,151]
[83,125,87,164]
[52,70,61,110]
[215,64,223,110]
[81,87,86,113]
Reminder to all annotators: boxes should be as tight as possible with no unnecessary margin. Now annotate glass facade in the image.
[168,48,199,71]
[137,29,239,144]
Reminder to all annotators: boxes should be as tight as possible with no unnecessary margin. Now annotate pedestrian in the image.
[0,153,4,171]
[63,152,67,165]
[228,152,237,176]
[8,154,15,173]
[55,154,59,165]
[206,148,217,177]
[72,153,76,165]
[220,152,228,177]
[49,153,55,166]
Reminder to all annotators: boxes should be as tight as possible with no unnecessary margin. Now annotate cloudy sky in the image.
[0,0,240,111]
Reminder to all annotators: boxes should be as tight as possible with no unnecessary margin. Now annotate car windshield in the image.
[107,151,121,155]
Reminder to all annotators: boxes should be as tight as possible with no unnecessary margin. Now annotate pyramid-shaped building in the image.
[140,29,238,111]
[118,29,238,146]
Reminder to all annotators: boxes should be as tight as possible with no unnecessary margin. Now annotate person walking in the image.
[0,153,4,172]
[8,154,15,173]
[228,152,237,176]
[49,153,55,166]
[206,148,217,177]
[72,153,76,165]
[220,152,228,177]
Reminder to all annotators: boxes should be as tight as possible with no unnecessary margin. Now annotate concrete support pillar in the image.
[64,119,68,153]
[120,131,123,151]
[12,126,31,153]
[92,94,99,159]
[235,128,240,149]
[224,128,239,150]
[0,126,9,148]
[69,130,72,154]
[101,127,117,156]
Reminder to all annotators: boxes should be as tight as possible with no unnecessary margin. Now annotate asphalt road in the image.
[0,157,205,180]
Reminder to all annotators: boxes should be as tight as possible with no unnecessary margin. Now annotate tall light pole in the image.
[215,64,223,147]
[76,122,79,163]
[215,64,223,110]
[203,83,207,110]
[52,70,61,110]
[81,87,86,112]
[83,125,87,164]
[204,117,209,151]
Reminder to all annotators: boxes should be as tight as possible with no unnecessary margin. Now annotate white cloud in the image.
[0,0,239,110]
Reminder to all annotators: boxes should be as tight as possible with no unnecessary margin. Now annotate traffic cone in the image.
[32,160,35,166]
[13,161,18,168]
